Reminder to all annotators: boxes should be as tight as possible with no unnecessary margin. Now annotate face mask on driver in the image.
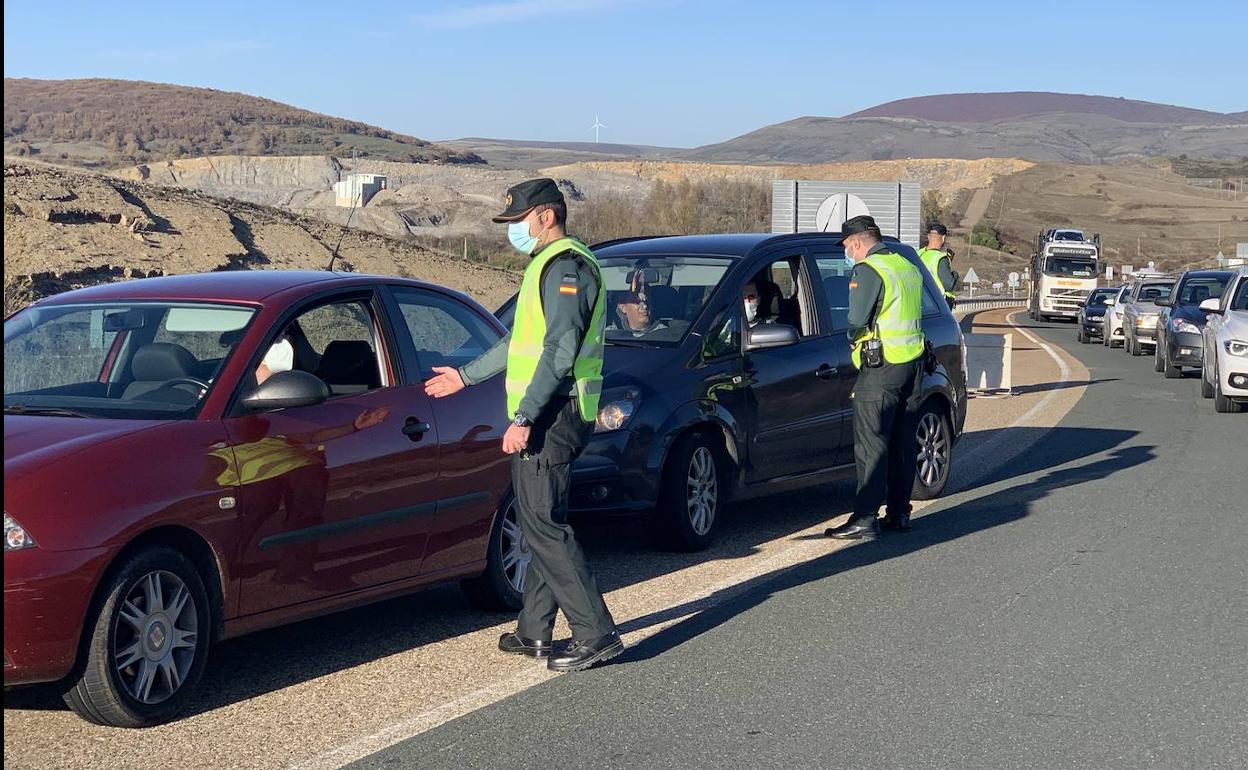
[744,299,759,322]
[263,338,294,373]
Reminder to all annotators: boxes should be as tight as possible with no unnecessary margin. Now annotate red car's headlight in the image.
[4,513,38,551]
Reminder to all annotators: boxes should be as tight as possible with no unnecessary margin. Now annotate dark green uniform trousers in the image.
[513,397,617,642]
[852,359,922,520]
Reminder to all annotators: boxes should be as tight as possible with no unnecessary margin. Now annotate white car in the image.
[1199,267,1248,413]
[1102,284,1133,348]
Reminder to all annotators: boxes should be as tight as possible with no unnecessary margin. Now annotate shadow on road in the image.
[615,431,1153,664]
[4,421,1138,720]
[1007,378,1119,395]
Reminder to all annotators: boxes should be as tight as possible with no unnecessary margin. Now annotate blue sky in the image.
[4,0,1245,148]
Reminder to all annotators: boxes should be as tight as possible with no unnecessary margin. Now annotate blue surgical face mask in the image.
[508,220,539,255]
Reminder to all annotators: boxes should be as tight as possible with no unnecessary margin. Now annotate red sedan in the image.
[3,271,526,727]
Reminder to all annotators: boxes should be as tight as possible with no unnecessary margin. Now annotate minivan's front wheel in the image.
[62,547,211,727]
[656,433,723,552]
[463,493,527,612]
[912,401,952,500]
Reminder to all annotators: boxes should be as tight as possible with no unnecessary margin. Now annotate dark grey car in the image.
[498,233,968,551]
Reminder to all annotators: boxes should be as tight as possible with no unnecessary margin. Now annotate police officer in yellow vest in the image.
[826,215,926,540]
[917,222,959,309]
[424,178,622,672]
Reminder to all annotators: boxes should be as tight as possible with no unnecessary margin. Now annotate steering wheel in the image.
[162,376,211,394]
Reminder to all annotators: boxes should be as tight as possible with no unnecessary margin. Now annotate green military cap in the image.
[493,178,565,223]
[842,215,882,238]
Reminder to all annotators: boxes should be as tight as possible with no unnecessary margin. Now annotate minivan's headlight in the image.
[1171,319,1200,335]
[4,513,37,551]
[595,388,640,433]
[1226,340,1248,358]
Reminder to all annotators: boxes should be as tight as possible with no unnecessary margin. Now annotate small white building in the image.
[334,173,387,207]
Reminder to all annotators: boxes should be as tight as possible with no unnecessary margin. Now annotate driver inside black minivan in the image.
[609,268,671,338]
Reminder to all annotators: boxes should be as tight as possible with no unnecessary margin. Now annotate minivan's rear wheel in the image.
[912,401,952,500]
[656,433,722,552]
[463,493,526,611]
[62,547,210,727]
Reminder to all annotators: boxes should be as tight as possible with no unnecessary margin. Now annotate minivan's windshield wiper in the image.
[3,404,91,418]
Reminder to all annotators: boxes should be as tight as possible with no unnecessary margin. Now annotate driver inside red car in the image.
[255,335,295,385]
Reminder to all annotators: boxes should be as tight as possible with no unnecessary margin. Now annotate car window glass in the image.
[287,299,384,395]
[702,306,740,359]
[599,256,732,346]
[5,302,255,420]
[4,307,118,393]
[1177,277,1228,305]
[153,309,247,381]
[750,255,810,337]
[1232,279,1248,311]
[814,254,852,331]
[391,288,501,376]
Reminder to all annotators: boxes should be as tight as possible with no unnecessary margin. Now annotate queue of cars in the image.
[1076,266,1247,413]
[3,233,968,726]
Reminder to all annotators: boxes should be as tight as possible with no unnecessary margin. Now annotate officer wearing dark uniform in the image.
[917,222,960,309]
[424,179,622,672]
[826,216,926,540]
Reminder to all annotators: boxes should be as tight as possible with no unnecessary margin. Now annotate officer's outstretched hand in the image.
[502,424,530,455]
[425,366,465,398]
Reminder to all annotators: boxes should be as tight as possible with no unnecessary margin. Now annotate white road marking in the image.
[955,311,1074,489]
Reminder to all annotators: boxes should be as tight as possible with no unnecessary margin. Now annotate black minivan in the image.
[498,233,967,550]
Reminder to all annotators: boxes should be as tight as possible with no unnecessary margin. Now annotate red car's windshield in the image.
[4,301,257,420]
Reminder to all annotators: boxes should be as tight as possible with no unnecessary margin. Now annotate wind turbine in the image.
[590,113,605,143]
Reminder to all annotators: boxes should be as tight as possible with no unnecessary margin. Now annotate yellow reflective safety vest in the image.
[917,247,955,300]
[506,237,606,422]
[851,250,925,369]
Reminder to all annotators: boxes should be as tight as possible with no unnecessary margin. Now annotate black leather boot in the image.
[825,516,879,540]
[547,632,624,672]
[880,512,911,532]
[498,632,554,659]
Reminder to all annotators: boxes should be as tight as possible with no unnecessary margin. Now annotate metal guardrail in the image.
[952,297,1026,316]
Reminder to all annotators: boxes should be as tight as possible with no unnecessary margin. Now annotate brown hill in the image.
[2,78,484,169]
[846,92,1245,124]
[2,160,518,315]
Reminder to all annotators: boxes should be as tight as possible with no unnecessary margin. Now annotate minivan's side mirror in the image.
[243,370,330,411]
[1155,297,1172,307]
[746,323,799,350]
[1199,298,1223,314]
[1103,298,1116,307]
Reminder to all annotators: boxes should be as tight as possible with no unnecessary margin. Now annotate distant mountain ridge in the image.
[845,91,1246,125]
[3,78,483,167]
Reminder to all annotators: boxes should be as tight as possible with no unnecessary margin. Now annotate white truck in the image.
[1028,228,1101,321]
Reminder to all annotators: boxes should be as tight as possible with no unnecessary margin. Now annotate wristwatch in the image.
[512,413,532,428]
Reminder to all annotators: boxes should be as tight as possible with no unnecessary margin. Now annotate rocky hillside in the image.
[2,161,518,314]
[2,78,483,168]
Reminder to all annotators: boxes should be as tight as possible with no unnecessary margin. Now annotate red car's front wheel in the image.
[62,546,211,728]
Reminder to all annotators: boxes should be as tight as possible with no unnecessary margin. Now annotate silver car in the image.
[1122,278,1176,357]
[1199,266,1248,413]
[1102,284,1133,348]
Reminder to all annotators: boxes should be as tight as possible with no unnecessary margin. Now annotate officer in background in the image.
[424,178,623,672]
[826,215,926,540]
[917,222,959,309]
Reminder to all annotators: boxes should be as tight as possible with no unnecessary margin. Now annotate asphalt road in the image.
[348,319,1248,770]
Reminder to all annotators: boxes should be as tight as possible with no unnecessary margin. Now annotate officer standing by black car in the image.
[826,216,927,540]
[424,178,623,672]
